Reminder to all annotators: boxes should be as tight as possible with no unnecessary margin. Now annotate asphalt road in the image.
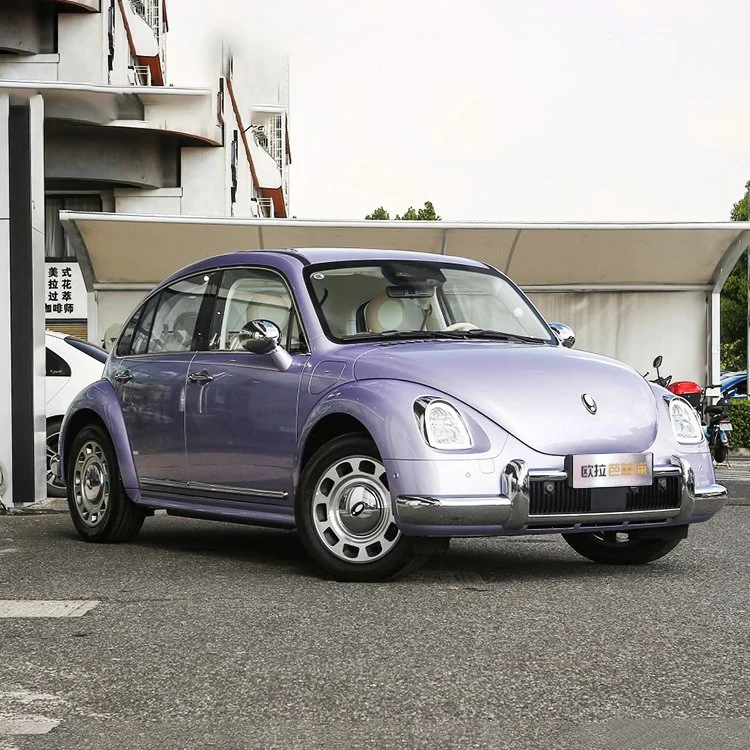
[1,474,749,750]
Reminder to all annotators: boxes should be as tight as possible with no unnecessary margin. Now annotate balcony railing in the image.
[256,198,274,218]
[128,65,152,86]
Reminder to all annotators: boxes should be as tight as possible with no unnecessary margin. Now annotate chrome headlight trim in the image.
[667,395,704,445]
[414,397,473,450]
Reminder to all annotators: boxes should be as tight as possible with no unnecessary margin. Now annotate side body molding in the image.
[59,378,140,494]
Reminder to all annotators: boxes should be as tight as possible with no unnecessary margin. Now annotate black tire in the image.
[296,433,428,582]
[46,418,67,498]
[66,424,145,543]
[562,531,683,565]
[713,442,728,464]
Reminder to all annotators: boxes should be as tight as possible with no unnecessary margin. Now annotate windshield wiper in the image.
[458,329,549,344]
[340,329,549,343]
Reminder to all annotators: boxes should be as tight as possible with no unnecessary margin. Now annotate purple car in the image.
[58,249,727,581]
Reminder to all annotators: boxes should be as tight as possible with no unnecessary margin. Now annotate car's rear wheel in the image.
[562,530,683,564]
[46,418,67,498]
[296,434,428,582]
[67,424,145,543]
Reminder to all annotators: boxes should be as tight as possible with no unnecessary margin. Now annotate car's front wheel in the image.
[562,530,683,564]
[67,424,145,543]
[296,434,427,582]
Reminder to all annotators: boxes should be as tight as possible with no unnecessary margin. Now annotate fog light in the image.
[544,482,555,495]
[658,478,667,491]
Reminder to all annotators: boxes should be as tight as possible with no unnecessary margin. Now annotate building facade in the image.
[0,0,291,505]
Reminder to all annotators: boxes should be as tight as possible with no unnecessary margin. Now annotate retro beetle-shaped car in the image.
[59,249,727,581]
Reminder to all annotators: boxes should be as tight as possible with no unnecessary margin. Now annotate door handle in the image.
[188,370,214,384]
[113,369,133,383]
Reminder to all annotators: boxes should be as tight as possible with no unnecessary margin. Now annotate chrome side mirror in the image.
[549,322,575,348]
[239,319,292,371]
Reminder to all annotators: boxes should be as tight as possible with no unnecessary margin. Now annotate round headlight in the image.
[417,399,473,450]
[668,397,704,445]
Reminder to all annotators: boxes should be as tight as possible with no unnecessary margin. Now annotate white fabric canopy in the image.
[60,213,750,288]
[60,213,750,385]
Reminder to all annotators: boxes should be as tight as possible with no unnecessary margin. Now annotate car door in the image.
[184,267,307,502]
[111,272,215,486]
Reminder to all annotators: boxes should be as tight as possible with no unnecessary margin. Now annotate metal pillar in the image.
[0,94,47,506]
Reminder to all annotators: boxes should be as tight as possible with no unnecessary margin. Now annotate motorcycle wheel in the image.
[713,442,728,464]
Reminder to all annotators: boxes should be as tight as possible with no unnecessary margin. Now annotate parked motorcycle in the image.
[642,355,672,388]
[646,355,732,464]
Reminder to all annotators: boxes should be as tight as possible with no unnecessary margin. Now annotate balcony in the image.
[47,0,101,10]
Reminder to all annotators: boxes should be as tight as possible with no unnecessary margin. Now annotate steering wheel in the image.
[444,322,478,332]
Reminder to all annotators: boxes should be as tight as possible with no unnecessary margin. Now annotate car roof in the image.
[169,247,490,282]
[45,330,68,340]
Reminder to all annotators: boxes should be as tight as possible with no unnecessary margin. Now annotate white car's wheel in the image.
[46,419,67,498]
[296,434,428,581]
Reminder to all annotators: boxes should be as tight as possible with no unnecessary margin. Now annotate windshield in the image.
[307,261,555,344]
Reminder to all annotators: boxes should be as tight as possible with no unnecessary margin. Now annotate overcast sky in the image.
[168,0,750,222]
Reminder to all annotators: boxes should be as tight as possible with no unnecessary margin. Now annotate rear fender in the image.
[59,379,139,492]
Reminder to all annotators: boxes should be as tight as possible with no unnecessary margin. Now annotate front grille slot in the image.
[529,475,681,515]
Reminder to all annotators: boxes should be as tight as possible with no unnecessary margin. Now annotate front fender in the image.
[297,379,507,463]
[60,379,139,492]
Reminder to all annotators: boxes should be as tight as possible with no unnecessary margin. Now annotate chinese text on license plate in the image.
[566,453,653,489]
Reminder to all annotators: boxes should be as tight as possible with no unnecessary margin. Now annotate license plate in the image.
[719,423,733,431]
[566,453,653,489]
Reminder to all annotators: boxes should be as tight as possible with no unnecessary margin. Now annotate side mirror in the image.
[653,355,663,369]
[549,322,575,348]
[238,319,292,372]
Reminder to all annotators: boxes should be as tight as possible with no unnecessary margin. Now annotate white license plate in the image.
[719,423,733,431]
[566,453,653,489]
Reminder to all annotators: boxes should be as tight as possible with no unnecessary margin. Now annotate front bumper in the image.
[394,456,727,537]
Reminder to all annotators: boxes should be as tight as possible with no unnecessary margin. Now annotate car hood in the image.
[353,342,659,455]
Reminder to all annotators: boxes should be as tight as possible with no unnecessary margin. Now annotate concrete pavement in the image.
[1,482,749,750]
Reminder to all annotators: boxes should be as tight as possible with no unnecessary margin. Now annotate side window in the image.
[208,268,305,353]
[147,274,211,355]
[46,348,71,377]
[131,293,160,356]
[116,310,140,357]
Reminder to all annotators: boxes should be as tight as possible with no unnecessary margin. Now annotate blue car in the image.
[721,372,747,399]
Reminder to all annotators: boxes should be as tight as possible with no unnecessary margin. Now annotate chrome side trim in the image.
[140,477,288,500]
[141,477,186,490]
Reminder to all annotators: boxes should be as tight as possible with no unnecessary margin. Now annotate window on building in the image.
[230,130,239,204]
[45,195,103,260]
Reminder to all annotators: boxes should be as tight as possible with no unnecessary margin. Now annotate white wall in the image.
[181,147,229,216]
[96,289,149,343]
[57,12,106,83]
[114,187,183,214]
[0,55,60,81]
[529,290,708,385]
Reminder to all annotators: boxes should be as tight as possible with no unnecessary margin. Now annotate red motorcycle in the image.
[655,359,731,465]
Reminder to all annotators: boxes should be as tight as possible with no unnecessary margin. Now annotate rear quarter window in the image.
[46,348,71,377]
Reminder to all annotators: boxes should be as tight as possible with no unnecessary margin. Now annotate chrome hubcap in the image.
[72,441,110,527]
[46,431,64,489]
[312,455,400,563]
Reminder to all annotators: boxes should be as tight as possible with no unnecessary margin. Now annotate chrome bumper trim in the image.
[394,455,727,530]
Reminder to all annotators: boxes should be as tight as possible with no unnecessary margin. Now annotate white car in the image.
[46,330,107,496]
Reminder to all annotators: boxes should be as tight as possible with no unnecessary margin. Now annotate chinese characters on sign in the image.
[45,263,86,320]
